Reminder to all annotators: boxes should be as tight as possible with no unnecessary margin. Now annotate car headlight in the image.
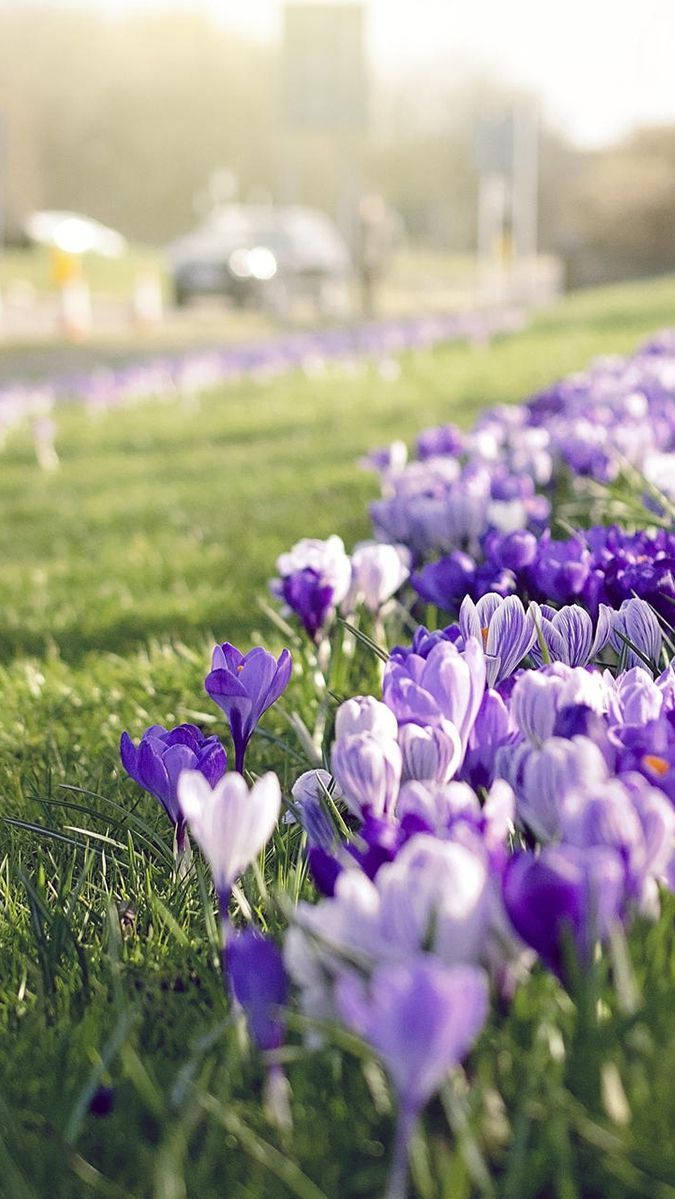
[248,246,278,281]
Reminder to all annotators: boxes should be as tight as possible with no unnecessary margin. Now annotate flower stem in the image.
[385,1104,416,1199]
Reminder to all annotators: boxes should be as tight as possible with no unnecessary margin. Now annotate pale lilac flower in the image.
[342,541,410,613]
[398,722,462,784]
[334,695,399,742]
[499,735,608,842]
[336,958,488,1199]
[331,732,402,821]
[376,836,491,966]
[607,667,664,727]
[559,780,660,904]
[396,779,482,831]
[335,958,488,1111]
[178,770,281,908]
[460,594,539,687]
[510,664,609,745]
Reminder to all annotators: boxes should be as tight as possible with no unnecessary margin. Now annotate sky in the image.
[42,0,675,147]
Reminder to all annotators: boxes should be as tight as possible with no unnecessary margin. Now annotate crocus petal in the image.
[551,606,593,667]
[485,597,537,686]
[178,770,281,899]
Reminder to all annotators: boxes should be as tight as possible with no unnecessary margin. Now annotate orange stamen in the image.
[643,754,669,777]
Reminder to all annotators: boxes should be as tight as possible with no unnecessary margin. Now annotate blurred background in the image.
[1,0,674,351]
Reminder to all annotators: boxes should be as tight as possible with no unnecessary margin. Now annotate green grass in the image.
[1,275,675,1198]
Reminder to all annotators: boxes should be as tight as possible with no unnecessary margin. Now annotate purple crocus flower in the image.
[383,637,486,761]
[610,598,663,670]
[459,593,539,687]
[290,769,342,849]
[280,568,334,639]
[226,928,288,1051]
[559,780,658,902]
[335,695,399,741]
[503,845,625,983]
[412,551,477,612]
[461,688,518,789]
[608,667,664,728]
[272,535,352,638]
[120,723,227,852]
[389,623,463,664]
[531,603,613,667]
[416,422,464,459]
[336,959,488,1199]
[205,643,292,772]
[499,735,608,842]
[481,528,538,572]
[398,722,462,785]
[331,732,402,821]
[509,663,608,746]
[526,532,591,605]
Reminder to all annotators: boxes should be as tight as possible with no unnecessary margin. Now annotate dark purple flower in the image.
[205,643,292,772]
[308,846,344,896]
[526,532,591,605]
[89,1086,115,1117]
[481,528,538,572]
[120,723,227,849]
[471,563,517,599]
[503,845,625,983]
[280,568,335,639]
[412,552,476,611]
[347,815,406,879]
[226,929,288,1051]
[461,688,517,789]
[389,623,463,664]
[416,423,464,459]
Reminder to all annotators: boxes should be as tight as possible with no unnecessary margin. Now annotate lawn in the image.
[1,275,674,1198]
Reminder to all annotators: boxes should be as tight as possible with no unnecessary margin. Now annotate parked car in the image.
[167,204,351,315]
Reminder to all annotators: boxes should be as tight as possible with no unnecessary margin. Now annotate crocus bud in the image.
[334,695,399,742]
[331,732,402,821]
[398,722,462,784]
[291,770,339,850]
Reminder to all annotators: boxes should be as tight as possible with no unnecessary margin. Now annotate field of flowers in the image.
[1,276,674,1199]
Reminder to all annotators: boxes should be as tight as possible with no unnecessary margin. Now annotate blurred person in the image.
[357,194,403,317]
